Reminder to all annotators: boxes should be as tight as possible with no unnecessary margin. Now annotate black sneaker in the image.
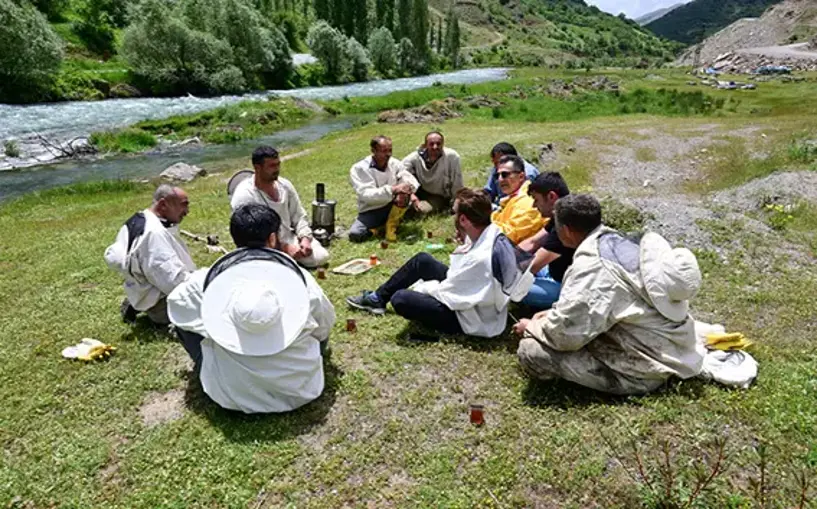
[120,299,138,324]
[346,291,386,315]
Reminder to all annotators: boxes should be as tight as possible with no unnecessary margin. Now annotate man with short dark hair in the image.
[402,131,463,214]
[514,195,706,395]
[490,155,545,244]
[105,184,195,325]
[231,146,329,268]
[349,135,420,242]
[167,203,336,413]
[516,171,574,310]
[346,188,531,337]
[484,142,540,204]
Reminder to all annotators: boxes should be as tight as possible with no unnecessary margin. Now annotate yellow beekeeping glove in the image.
[706,332,753,351]
[62,338,117,361]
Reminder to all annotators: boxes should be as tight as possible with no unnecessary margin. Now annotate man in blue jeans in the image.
[517,172,574,310]
[346,188,530,337]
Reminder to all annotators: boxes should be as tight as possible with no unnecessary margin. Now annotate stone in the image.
[160,162,207,182]
[109,83,142,99]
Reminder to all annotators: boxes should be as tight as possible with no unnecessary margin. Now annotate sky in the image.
[584,0,693,19]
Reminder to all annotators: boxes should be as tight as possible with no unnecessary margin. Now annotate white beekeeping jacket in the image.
[104,209,195,311]
[167,264,336,414]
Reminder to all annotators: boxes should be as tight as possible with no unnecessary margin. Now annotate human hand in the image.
[410,194,421,210]
[299,237,313,257]
[283,243,304,259]
[394,192,410,208]
[513,318,531,336]
[393,183,411,195]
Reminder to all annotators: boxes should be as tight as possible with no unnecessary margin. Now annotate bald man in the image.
[105,185,196,325]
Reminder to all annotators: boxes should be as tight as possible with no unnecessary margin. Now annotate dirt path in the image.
[739,42,817,60]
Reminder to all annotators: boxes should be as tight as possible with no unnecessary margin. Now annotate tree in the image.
[314,0,329,21]
[353,0,368,43]
[122,0,245,94]
[444,6,460,67]
[396,36,414,76]
[436,16,442,53]
[73,0,117,55]
[306,20,349,83]
[395,0,410,40]
[367,26,396,76]
[375,0,393,32]
[0,0,63,102]
[346,36,370,82]
[410,0,429,72]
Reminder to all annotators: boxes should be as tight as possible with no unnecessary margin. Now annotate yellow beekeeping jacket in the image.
[490,181,546,245]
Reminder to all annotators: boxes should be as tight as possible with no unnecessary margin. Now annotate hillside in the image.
[635,3,685,25]
[431,0,682,66]
[646,0,784,44]
[676,0,817,66]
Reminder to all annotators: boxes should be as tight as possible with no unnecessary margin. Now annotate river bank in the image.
[0,68,509,171]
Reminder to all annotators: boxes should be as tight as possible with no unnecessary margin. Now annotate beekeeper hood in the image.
[639,232,702,322]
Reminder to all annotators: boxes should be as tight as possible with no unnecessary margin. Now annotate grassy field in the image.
[2,69,817,507]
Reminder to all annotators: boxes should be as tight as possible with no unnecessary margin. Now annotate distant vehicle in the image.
[754,65,792,75]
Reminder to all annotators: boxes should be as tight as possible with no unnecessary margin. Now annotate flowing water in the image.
[0,68,508,202]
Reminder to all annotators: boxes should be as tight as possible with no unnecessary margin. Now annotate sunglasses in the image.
[497,170,521,179]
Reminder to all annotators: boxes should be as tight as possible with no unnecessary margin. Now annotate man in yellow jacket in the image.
[490,155,546,244]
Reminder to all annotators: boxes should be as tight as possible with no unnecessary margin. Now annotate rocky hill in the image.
[676,0,817,68]
[636,3,686,25]
[646,0,784,44]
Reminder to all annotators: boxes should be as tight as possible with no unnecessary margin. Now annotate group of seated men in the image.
[105,133,706,413]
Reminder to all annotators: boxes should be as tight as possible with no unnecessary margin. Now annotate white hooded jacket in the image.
[167,264,336,413]
[104,209,195,311]
[526,226,705,382]
[412,224,533,338]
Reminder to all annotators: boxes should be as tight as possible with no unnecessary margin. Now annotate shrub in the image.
[306,21,349,83]
[3,140,21,158]
[72,0,116,55]
[397,37,415,76]
[0,0,63,103]
[346,36,371,83]
[368,27,396,77]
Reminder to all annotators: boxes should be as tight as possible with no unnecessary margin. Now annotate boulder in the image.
[109,84,142,99]
[160,162,206,182]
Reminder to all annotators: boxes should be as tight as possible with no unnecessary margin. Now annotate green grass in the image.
[89,128,157,153]
[90,98,319,152]
[3,71,817,507]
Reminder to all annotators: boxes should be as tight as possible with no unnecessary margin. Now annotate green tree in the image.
[346,36,370,82]
[306,20,349,83]
[314,0,329,21]
[122,0,245,94]
[375,0,393,32]
[367,26,396,76]
[444,6,460,67]
[396,36,414,75]
[436,16,442,53]
[395,0,410,40]
[410,0,429,72]
[73,0,117,55]
[353,0,368,43]
[0,0,63,102]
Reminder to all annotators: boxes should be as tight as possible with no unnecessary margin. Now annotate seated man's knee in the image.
[410,252,437,266]
[348,226,371,243]
[517,337,557,380]
[390,289,411,314]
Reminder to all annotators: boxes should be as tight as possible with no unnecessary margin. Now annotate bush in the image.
[346,36,371,83]
[306,21,349,83]
[368,27,396,77]
[122,0,242,94]
[3,140,21,158]
[72,0,116,55]
[271,10,307,51]
[0,0,63,103]
[397,37,415,76]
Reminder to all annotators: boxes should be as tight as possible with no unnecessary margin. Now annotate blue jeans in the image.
[521,266,562,311]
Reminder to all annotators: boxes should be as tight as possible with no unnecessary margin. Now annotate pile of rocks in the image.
[700,51,817,74]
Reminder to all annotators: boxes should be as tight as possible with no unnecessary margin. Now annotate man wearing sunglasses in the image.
[490,155,546,245]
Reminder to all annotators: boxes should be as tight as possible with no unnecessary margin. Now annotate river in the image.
[0,68,508,203]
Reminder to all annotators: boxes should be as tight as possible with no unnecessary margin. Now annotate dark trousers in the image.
[176,328,204,374]
[376,253,463,334]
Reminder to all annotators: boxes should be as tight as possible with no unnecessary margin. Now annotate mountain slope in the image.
[646,0,784,44]
[432,0,682,66]
[635,3,685,25]
[676,0,817,65]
